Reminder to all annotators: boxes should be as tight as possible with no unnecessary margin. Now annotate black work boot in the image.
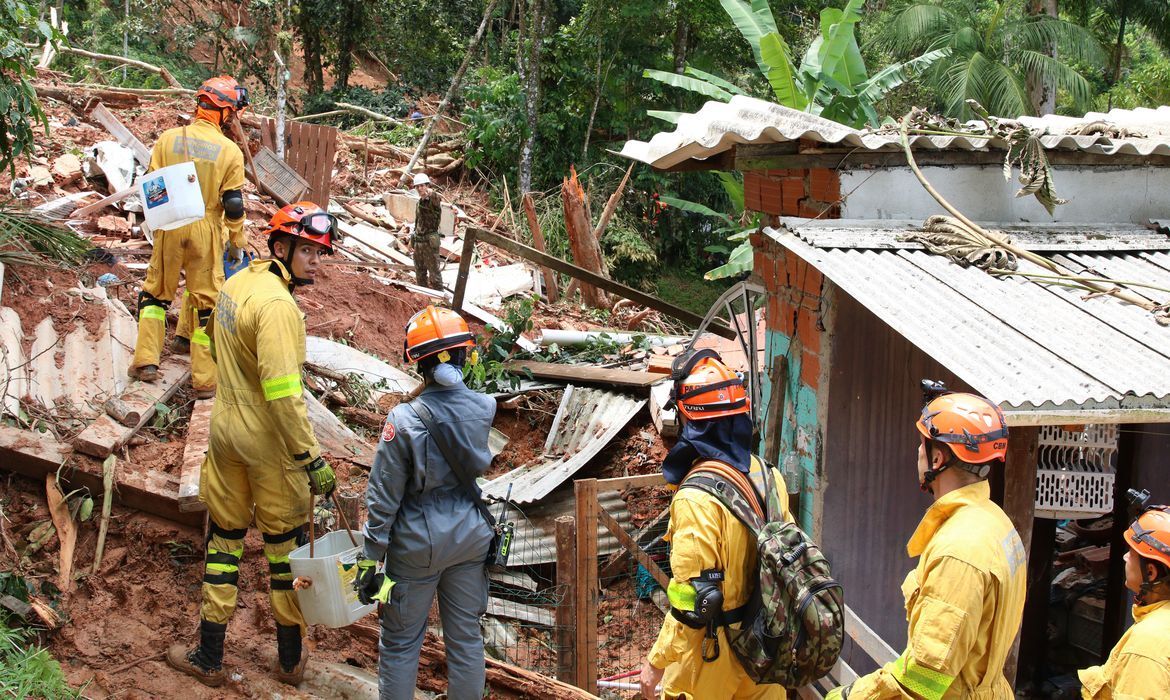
[273,623,307,686]
[166,620,227,687]
[172,336,191,355]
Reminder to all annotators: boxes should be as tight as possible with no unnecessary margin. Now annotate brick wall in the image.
[743,168,841,219]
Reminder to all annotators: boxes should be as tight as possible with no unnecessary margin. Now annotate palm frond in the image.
[1015,49,1096,108]
[884,3,956,56]
[1119,0,1170,52]
[1011,15,1106,65]
[980,59,1031,117]
[857,47,951,103]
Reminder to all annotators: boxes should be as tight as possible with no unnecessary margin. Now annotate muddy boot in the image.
[129,364,159,383]
[166,620,227,687]
[273,623,307,685]
[193,387,216,400]
[172,336,191,355]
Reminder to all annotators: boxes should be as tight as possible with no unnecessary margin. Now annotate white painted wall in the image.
[839,165,1170,223]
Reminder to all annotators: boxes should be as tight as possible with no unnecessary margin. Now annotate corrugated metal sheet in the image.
[764,225,1170,413]
[501,487,633,567]
[782,218,1170,251]
[482,385,647,504]
[620,96,1170,170]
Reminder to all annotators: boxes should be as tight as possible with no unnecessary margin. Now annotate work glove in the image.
[304,456,336,497]
[354,558,394,605]
[824,684,851,700]
[227,243,245,264]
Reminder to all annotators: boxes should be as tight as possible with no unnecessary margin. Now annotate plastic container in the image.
[139,161,205,231]
[288,529,376,628]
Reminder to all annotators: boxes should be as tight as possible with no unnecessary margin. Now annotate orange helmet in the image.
[671,350,749,421]
[1126,507,1170,570]
[916,388,1008,464]
[196,75,249,112]
[263,202,337,254]
[404,305,475,363]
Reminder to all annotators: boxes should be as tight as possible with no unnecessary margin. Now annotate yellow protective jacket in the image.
[149,118,246,249]
[649,456,791,700]
[848,481,1026,700]
[208,259,319,470]
[1079,599,1170,700]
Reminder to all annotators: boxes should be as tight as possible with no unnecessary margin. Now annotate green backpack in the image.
[680,459,845,690]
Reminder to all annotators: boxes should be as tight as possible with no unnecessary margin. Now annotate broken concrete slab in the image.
[304,389,375,467]
[73,357,189,458]
[305,335,419,396]
[382,192,456,235]
[177,399,213,512]
[440,262,535,310]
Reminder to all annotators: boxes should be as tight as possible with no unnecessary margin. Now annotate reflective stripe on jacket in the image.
[1080,599,1170,699]
[848,480,1026,700]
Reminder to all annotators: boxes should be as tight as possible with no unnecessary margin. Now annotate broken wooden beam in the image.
[503,360,662,391]
[89,103,151,167]
[177,399,213,512]
[522,193,558,303]
[597,504,669,590]
[562,166,607,308]
[103,397,141,427]
[70,185,136,219]
[600,504,670,583]
[44,474,78,593]
[74,358,190,458]
[454,227,736,339]
[486,597,555,627]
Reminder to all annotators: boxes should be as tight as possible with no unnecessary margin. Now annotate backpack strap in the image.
[680,460,765,534]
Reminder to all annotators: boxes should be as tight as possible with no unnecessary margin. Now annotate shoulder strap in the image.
[680,460,765,533]
[409,400,497,528]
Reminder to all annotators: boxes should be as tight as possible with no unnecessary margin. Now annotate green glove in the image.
[825,684,851,700]
[354,558,394,605]
[305,456,336,497]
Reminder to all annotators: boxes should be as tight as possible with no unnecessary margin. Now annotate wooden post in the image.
[573,478,599,694]
[1103,424,1138,651]
[451,227,478,312]
[555,515,577,683]
[1001,425,1040,685]
[562,166,606,308]
[522,192,558,303]
[335,490,362,535]
[762,355,788,465]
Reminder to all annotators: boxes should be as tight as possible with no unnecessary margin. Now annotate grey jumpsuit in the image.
[362,378,496,700]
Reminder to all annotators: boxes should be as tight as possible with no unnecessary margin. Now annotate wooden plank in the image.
[486,597,555,627]
[177,399,213,512]
[461,227,736,339]
[597,505,669,590]
[596,473,666,492]
[1001,425,1040,685]
[844,604,898,666]
[573,479,599,694]
[73,358,190,458]
[89,103,150,166]
[504,360,662,391]
[600,505,670,582]
[0,424,201,526]
[451,227,478,312]
[70,186,135,219]
[648,381,678,438]
[522,193,558,302]
[555,515,576,683]
[252,146,309,205]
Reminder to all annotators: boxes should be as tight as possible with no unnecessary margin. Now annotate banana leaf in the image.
[659,195,735,225]
[642,69,733,101]
[760,32,807,110]
[705,240,754,280]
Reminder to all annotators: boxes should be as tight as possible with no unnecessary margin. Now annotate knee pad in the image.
[221,189,244,221]
[136,291,169,321]
[197,308,213,326]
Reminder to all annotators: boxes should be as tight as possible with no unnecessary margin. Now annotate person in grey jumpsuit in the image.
[357,305,495,700]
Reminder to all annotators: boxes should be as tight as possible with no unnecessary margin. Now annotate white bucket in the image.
[289,529,377,628]
[139,161,205,231]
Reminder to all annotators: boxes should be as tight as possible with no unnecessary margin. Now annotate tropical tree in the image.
[878,0,1104,118]
[1,1,53,176]
[1065,0,1170,90]
[644,0,949,129]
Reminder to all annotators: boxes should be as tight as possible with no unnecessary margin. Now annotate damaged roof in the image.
[765,220,1170,419]
[620,96,1170,170]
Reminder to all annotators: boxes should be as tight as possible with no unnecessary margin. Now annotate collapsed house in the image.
[623,97,1170,692]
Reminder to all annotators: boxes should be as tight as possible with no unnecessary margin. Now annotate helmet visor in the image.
[235,85,250,109]
[298,212,337,238]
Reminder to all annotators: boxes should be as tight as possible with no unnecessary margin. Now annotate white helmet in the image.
[411,173,432,188]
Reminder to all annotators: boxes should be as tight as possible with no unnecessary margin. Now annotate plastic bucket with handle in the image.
[288,529,376,628]
[139,161,205,231]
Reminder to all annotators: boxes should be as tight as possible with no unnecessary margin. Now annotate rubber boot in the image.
[172,336,191,355]
[166,620,227,687]
[130,364,159,382]
[273,623,307,686]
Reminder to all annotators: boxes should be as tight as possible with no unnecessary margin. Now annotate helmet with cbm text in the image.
[670,349,749,421]
[403,305,475,363]
[916,380,1009,465]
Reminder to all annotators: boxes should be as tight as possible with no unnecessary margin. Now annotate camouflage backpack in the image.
[680,458,845,689]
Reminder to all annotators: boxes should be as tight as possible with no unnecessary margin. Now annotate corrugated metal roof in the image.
[620,96,1170,170]
[501,487,635,567]
[482,385,647,504]
[764,223,1170,414]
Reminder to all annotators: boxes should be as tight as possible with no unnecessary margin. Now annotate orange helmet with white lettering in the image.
[262,201,337,254]
[196,75,249,112]
[403,305,475,363]
[671,350,749,421]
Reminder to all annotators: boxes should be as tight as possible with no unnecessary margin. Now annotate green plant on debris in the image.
[0,571,76,699]
[0,209,93,268]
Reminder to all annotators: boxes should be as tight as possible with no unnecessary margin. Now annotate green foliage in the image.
[601,220,659,290]
[464,296,538,393]
[0,210,92,268]
[875,0,1105,118]
[0,611,76,699]
[461,67,527,174]
[0,1,52,176]
[301,86,411,129]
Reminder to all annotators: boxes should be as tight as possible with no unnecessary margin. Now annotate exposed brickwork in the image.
[743,168,842,219]
[750,234,825,390]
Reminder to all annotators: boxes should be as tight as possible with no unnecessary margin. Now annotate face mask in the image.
[660,413,753,485]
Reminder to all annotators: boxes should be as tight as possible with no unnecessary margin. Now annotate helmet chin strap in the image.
[282,239,314,287]
[920,441,950,495]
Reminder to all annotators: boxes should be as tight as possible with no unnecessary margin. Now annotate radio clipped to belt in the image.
[670,569,731,662]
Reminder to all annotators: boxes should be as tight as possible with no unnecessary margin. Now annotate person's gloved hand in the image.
[354,559,394,604]
[305,456,336,497]
[227,243,245,263]
[824,684,851,700]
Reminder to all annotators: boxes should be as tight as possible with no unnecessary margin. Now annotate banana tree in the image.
[660,171,759,280]
[644,0,949,129]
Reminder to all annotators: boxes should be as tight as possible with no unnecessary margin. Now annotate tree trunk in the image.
[562,166,607,308]
[1110,1,1130,89]
[298,0,324,94]
[275,51,288,160]
[672,10,688,75]
[1025,0,1058,115]
[518,0,543,195]
[399,0,501,186]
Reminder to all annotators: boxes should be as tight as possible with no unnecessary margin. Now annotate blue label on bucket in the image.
[143,176,169,209]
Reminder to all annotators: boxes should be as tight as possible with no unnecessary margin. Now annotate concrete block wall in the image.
[751,233,828,535]
[744,168,841,219]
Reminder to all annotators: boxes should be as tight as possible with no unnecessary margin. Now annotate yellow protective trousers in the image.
[198,435,311,635]
[131,220,223,390]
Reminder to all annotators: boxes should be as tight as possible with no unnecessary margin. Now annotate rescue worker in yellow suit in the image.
[130,75,249,397]
[639,351,790,700]
[1079,493,1170,698]
[166,202,338,687]
[826,381,1026,700]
